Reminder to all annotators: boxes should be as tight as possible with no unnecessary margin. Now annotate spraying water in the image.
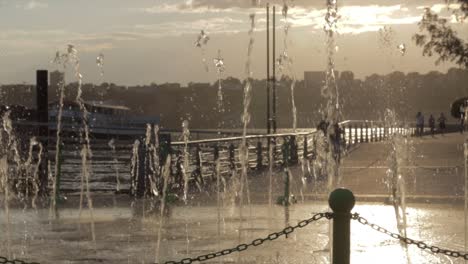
[397,43,407,55]
[268,139,274,207]
[465,140,468,258]
[23,137,43,208]
[0,114,12,258]
[108,139,120,191]
[0,155,11,258]
[236,13,256,252]
[151,125,161,197]
[378,26,396,53]
[384,109,411,238]
[62,45,97,243]
[195,30,210,72]
[130,140,140,195]
[51,50,67,215]
[96,52,104,76]
[378,20,412,242]
[323,0,341,190]
[155,156,171,263]
[214,49,226,133]
[181,120,191,203]
[278,0,298,132]
[180,120,192,257]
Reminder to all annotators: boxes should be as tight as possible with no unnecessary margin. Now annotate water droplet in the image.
[276,51,290,74]
[96,53,104,76]
[378,26,395,50]
[96,53,104,67]
[195,30,210,48]
[67,44,77,56]
[213,50,225,73]
[397,43,406,55]
[182,120,189,129]
[282,3,288,18]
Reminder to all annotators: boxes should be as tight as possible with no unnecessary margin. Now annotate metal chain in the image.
[159,212,333,264]
[0,256,40,264]
[352,213,468,260]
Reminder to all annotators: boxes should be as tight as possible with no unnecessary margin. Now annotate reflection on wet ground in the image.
[0,198,465,263]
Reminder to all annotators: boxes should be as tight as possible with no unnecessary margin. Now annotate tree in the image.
[413,0,468,67]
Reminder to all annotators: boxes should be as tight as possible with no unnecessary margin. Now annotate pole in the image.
[36,70,49,195]
[329,188,355,264]
[272,5,277,133]
[266,3,271,134]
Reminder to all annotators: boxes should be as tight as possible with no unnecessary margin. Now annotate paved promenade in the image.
[341,132,465,200]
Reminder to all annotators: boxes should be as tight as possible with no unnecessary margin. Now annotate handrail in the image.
[171,130,315,146]
[171,120,354,146]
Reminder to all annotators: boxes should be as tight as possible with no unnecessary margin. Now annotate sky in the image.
[0,0,467,85]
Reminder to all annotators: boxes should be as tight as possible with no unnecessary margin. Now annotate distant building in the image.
[304,71,325,91]
[188,82,210,89]
[158,83,181,90]
[50,71,64,87]
[304,71,340,91]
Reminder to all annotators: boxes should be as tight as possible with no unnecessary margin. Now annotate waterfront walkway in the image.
[341,132,465,201]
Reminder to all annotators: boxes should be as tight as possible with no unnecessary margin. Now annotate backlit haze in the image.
[0,0,467,85]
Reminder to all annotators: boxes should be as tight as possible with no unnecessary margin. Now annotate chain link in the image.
[352,213,468,260]
[158,212,333,264]
[0,256,40,264]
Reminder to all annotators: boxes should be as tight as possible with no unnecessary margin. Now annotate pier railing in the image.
[3,119,416,195]
[130,120,415,197]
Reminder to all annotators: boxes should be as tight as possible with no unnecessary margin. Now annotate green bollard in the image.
[329,188,355,264]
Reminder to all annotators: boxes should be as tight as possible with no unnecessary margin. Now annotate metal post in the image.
[303,135,308,158]
[352,125,356,144]
[329,188,355,264]
[348,125,352,146]
[283,169,290,206]
[360,124,364,143]
[365,123,369,143]
[36,70,49,195]
[272,5,277,133]
[256,141,263,170]
[195,145,203,185]
[229,143,235,170]
[136,139,146,198]
[213,144,219,181]
[289,136,298,165]
[266,3,271,134]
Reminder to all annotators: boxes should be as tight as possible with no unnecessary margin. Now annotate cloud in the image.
[417,3,461,13]
[136,3,250,15]
[19,0,48,10]
[134,17,244,37]
[283,5,421,34]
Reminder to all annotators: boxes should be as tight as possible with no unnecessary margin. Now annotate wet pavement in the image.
[0,200,465,263]
[1,132,467,263]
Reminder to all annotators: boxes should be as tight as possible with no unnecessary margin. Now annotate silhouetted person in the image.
[438,113,446,135]
[416,112,424,136]
[317,119,328,135]
[460,103,466,133]
[330,123,342,163]
[429,114,435,136]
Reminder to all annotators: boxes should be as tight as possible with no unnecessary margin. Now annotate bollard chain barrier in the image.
[0,256,39,264]
[159,212,333,264]
[352,213,468,260]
